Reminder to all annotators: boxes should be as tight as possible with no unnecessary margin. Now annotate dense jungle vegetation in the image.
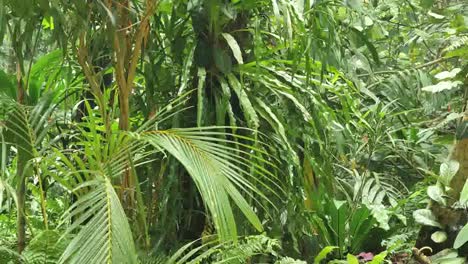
[0,0,467,263]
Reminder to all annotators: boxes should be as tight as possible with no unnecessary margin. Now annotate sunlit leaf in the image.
[222,33,244,64]
[431,231,448,243]
[454,223,468,249]
[413,209,442,228]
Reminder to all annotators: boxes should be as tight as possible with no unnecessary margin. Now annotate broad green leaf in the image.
[454,223,468,249]
[435,68,461,80]
[349,206,375,252]
[459,179,468,205]
[422,81,462,93]
[158,0,173,13]
[364,16,373,27]
[329,200,347,250]
[427,184,446,205]
[439,160,460,186]
[368,204,390,230]
[369,251,387,264]
[217,77,237,128]
[347,254,359,264]
[413,209,442,228]
[41,16,54,30]
[431,231,448,243]
[430,249,459,261]
[222,33,244,64]
[435,258,467,264]
[351,53,372,73]
[283,4,293,46]
[314,246,337,264]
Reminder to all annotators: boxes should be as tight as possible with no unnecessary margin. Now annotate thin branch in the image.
[125,0,157,93]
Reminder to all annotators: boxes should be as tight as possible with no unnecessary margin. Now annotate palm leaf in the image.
[140,127,279,241]
[59,178,138,264]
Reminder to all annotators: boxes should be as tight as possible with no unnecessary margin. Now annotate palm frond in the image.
[167,235,295,264]
[139,127,281,241]
[22,230,68,264]
[58,178,138,264]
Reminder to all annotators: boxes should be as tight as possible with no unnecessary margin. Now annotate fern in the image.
[22,230,69,264]
[444,35,468,53]
[213,235,281,263]
[167,235,305,264]
[0,244,23,263]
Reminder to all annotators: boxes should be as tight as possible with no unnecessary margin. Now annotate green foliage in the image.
[167,235,305,264]
[58,179,138,264]
[314,246,338,264]
[23,230,69,264]
[0,0,467,262]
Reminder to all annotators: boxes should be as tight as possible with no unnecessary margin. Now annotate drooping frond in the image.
[0,90,66,156]
[58,178,138,264]
[139,127,282,242]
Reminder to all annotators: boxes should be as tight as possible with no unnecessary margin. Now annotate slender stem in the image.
[16,165,26,253]
[35,164,48,229]
[24,27,42,92]
[15,59,26,254]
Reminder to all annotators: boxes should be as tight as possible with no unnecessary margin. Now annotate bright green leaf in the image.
[431,231,448,243]
[454,223,468,249]
[314,246,337,264]
[422,81,463,93]
[427,184,446,205]
[413,209,442,228]
[222,33,244,65]
[435,68,461,80]
[439,160,460,186]
[347,254,359,264]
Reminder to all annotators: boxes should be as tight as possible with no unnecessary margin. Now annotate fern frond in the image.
[22,230,68,264]
[444,35,468,53]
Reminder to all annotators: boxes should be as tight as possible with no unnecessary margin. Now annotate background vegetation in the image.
[0,0,467,263]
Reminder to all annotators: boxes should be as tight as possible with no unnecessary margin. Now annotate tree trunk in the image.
[450,121,468,199]
[16,165,26,253]
[119,91,130,131]
[16,61,26,254]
